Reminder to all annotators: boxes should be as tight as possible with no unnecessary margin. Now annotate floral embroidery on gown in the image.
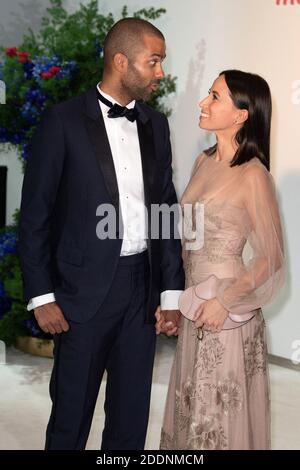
[160,154,285,450]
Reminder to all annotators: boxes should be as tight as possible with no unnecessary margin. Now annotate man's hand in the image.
[34,302,70,334]
[155,307,181,337]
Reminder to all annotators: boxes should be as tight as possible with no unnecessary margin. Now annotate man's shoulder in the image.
[51,90,87,116]
[137,101,167,124]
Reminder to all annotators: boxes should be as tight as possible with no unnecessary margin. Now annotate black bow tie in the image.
[97,89,139,122]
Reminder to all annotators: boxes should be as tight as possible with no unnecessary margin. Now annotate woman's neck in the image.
[214,134,238,162]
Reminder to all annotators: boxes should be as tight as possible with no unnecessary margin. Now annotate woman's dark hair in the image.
[204,69,272,171]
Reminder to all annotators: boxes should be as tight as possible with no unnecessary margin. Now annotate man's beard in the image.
[122,79,150,102]
[122,65,160,102]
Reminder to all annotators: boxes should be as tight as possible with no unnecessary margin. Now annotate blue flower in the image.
[0,127,8,143]
[25,88,46,107]
[32,55,59,80]
[23,61,34,80]
[56,60,77,80]
[32,56,76,82]
[21,102,40,126]
[0,63,4,81]
[0,231,18,261]
[10,133,23,144]
[0,126,27,146]
[21,143,29,162]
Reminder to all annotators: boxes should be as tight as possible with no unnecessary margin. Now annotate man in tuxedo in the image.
[19,18,184,450]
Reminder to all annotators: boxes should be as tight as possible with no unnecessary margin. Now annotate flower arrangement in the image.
[0,0,176,346]
[0,212,44,345]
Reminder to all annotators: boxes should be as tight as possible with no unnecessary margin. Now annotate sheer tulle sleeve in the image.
[181,154,206,263]
[216,163,285,314]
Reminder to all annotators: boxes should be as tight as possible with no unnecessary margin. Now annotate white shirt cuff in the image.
[27,293,56,311]
[160,290,183,310]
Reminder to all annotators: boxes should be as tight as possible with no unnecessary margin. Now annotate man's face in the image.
[121,34,166,101]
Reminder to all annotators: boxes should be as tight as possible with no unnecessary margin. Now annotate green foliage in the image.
[0,216,27,346]
[0,303,30,347]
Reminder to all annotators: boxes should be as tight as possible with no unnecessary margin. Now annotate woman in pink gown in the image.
[159,70,285,450]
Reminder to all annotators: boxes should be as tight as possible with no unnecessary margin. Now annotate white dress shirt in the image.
[98,88,147,256]
[27,86,181,311]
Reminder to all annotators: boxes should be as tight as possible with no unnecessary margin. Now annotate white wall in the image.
[1,0,299,360]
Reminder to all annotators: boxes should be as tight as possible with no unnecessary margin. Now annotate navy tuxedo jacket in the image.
[19,87,184,323]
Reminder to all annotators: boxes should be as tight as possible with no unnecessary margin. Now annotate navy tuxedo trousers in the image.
[45,251,156,450]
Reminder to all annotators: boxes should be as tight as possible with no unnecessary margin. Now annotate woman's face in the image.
[198,75,244,132]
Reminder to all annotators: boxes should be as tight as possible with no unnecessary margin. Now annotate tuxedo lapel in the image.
[136,113,156,210]
[135,107,156,265]
[84,88,120,218]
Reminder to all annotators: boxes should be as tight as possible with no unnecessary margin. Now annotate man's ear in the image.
[113,53,128,73]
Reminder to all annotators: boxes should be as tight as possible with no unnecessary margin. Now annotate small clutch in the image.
[178,274,254,333]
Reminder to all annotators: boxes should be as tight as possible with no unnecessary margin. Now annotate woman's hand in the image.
[194,297,229,332]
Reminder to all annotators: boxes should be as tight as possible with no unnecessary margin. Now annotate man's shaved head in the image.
[103,17,165,68]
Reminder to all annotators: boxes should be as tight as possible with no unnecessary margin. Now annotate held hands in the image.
[34,302,70,334]
[194,297,229,333]
[155,307,181,337]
